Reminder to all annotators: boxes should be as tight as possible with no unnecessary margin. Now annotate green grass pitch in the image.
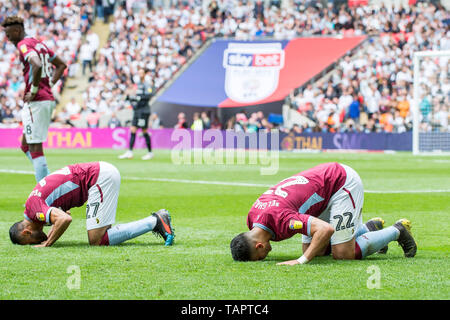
[0,148,449,300]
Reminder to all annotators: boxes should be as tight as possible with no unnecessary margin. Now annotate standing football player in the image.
[230,162,417,264]
[119,68,154,160]
[2,16,67,182]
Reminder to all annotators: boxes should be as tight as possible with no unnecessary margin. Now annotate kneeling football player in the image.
[230,162,417,264]
[9,161,175,247]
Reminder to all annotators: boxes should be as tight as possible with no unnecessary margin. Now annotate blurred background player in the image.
[119,68,154,160]
[8,161,175,247]
[2,16,67,182]
[230,162,417,264]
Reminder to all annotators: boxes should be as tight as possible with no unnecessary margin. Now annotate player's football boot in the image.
[141,152,154,160]
[151,209,175,246]
[365,217,388,254]
[393,219,417,258]
[118,150,133,159]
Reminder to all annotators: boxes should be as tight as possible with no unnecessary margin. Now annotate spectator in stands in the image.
[211,115,222,130]
[1,106,14,124]
[0,0,91,126]
[246,113,260,133]
[191,112,203,130]
[347,93,361,124]
[65,97,81,118]
[108,112,122,128]
[80,42,94,76]
[53,106,75,128]
[208,0,219,19]
[432,104,449,132]
[86,29,100,65]
[396,91,410,120]
[392,110,407,133]
[86,110,101,128]
[175,112,188,129]
[2,0,445,133]
[11,104,21,122]
[150,112,162,129]
[201,111,211,129]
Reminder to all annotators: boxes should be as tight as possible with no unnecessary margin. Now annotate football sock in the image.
[355,226,400,259]
[106,216,157,245]
[143,132,152,152]
[354,223,369,238]
[20,144,32,162]
[30,151,50,182]
[129,132,136,150]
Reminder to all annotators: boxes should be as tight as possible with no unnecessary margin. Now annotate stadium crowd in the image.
[0,0,448,133]
[0,0,95,126]
[285,1,449,134]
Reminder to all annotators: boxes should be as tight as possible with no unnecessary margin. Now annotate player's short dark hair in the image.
[1,16,24,28]
[9,221,25,245]
[230,232,252,261]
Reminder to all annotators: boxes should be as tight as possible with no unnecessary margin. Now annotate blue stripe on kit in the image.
[45,181,80,206]
[298,193,324,214]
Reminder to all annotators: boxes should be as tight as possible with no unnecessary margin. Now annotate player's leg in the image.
[355,219,417,259]
[28,142,50,181]
[86,162,174,246]
[128,125,137,150]
[118,125,137,159]
[21,101,54,181]
[88,225,111,245]
[329,164,364,260]
[356,217,386,237]
[326,229,391,260]
[307,217,388,257]
[332,221,399,259]
[20,134,32,162]
[141,126,153,160]
[332,238,356,260]
[97,209,174,246]
[362,217,389,253]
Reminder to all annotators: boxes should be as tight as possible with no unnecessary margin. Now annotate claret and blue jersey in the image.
[247,162,347,241]
[24,162,100,224]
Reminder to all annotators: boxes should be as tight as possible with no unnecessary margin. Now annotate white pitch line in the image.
[124,176,272,188]
[1,169,449,193]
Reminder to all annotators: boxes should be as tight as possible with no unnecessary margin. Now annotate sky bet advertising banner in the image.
[222,42,285,104]
[0,128,412,151]
[155,37,366,109]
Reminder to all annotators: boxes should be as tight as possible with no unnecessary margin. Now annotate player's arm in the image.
[277,217,334,265]
[124,87,138,104]
[49,55,67,87]
[35,207,72,247]
[45,209,70,240]
[24,54,43,102]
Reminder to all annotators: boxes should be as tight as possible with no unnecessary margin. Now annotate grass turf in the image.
[0,148,449,300]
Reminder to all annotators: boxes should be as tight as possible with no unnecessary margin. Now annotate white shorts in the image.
[86,161,121,230]
[302,164,364,246]
[22,100,56,144]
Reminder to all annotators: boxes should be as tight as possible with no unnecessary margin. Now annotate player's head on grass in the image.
[1,16,25,45]
[230,229,272,261]
[9,220,47,245]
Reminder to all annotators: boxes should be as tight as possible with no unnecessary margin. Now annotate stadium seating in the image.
[1,1,448,134]
[0,0,95,126]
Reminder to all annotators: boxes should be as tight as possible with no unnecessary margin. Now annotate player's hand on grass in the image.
[277,260,300,266]
[33,241,48,248]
